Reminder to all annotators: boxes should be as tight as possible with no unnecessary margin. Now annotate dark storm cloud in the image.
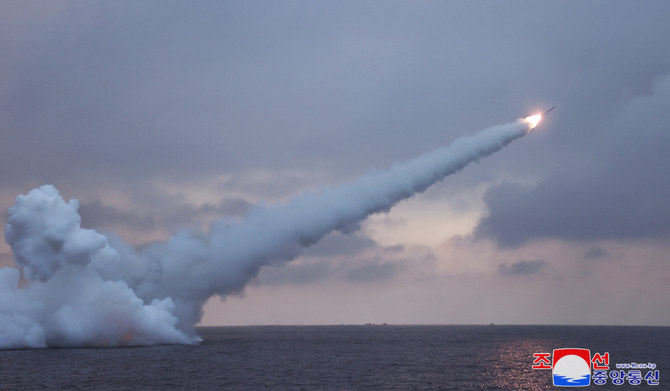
[499,259,546,276]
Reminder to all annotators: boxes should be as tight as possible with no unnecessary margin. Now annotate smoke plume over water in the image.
[1,119,533,348]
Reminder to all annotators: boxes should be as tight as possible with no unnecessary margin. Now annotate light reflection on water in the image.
[490,339,557,390]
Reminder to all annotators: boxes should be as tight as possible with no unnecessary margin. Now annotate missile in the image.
[543,106,556,115]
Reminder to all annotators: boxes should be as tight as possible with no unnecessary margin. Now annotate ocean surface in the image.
[1,325,667,390]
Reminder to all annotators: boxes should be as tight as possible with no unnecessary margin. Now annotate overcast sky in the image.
[2,1,670,326]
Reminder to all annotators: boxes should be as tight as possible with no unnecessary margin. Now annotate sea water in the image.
[0,325,667,390]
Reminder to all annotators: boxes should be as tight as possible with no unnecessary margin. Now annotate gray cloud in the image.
[584,247,610,260]
[258,231,408,286]
[162,197,253,230]
[259,257,403,286]
[216,172,326,201]
[344,259,401,284]
[258,262,331,286]
[78,197,252,234]
[78,200,158,232]
[3,1,668,192]
[499,259,546,276]
[476,76,670,247]
[303,232,377,257]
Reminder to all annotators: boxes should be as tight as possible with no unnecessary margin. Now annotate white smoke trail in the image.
[1,119,533,348]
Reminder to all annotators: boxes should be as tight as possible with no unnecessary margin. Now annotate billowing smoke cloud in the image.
[1,119,533,348]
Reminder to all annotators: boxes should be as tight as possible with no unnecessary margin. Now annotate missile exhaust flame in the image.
[523,114,543,130]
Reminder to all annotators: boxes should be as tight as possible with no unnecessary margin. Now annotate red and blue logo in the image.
[552,348,591,387]
[533,347,659,386]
